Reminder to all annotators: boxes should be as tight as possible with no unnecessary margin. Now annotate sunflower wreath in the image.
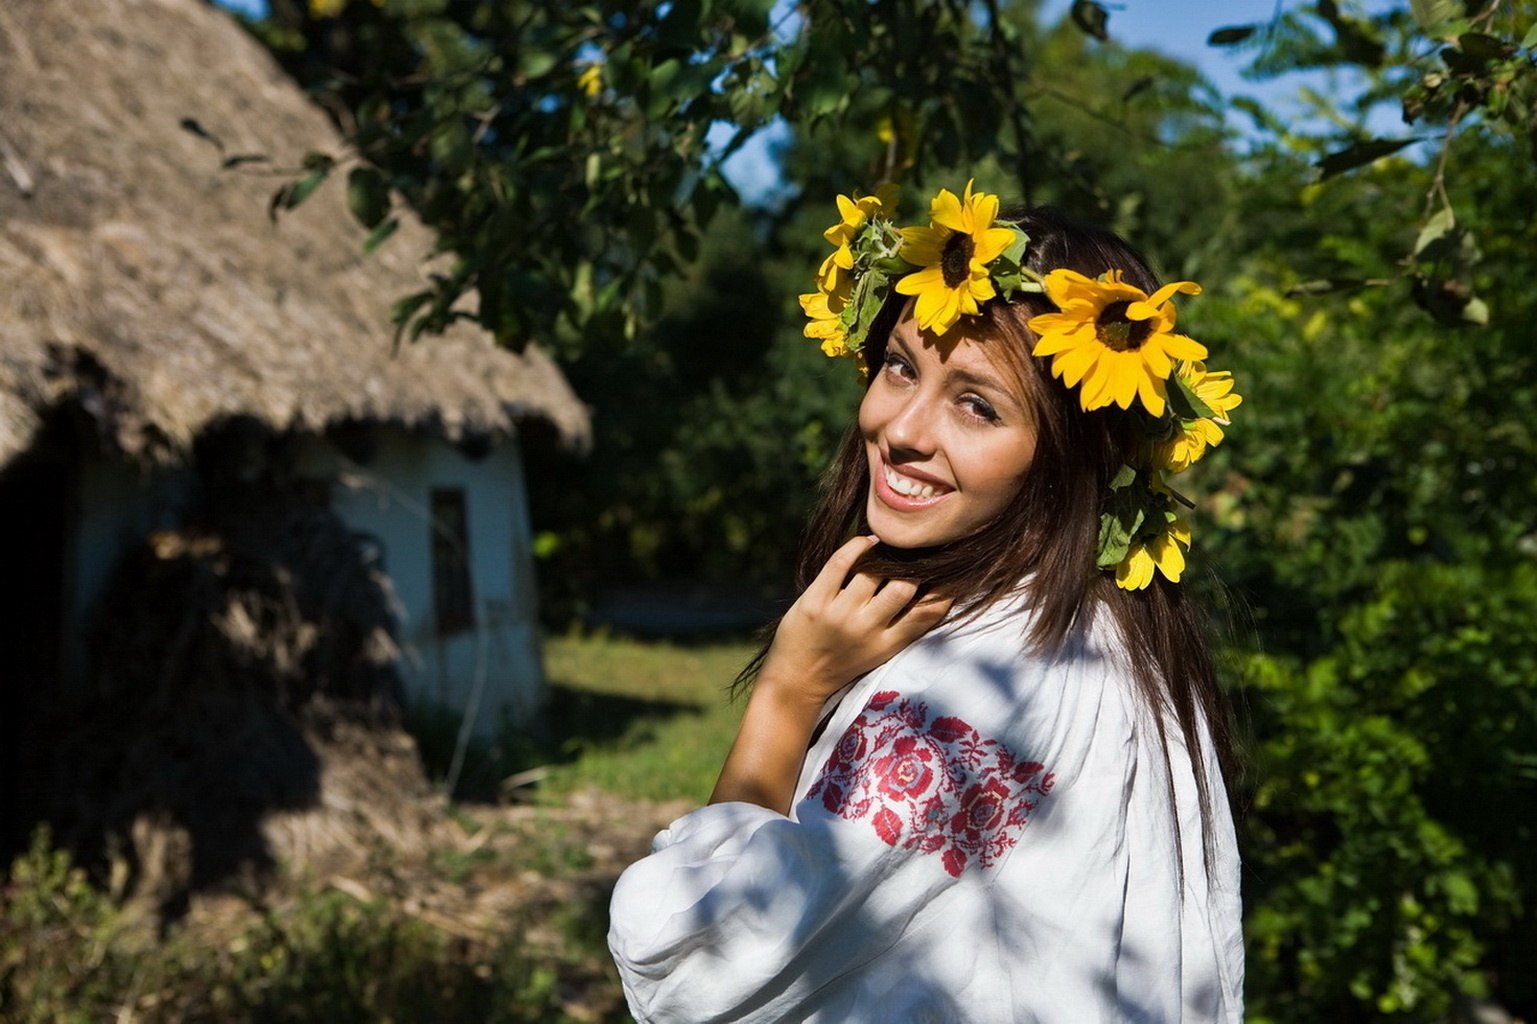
[799,181,1242,591]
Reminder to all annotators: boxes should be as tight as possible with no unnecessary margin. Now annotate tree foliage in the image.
[238,1,1537,1019]
[1187,122,1537,1019]
[252,0,1064,353]
[1207,0,1537,327]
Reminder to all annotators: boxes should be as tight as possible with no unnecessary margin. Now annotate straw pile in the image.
[0,0,591,472]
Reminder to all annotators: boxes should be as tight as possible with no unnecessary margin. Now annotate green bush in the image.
[0,829,580,1024]
[1241,562,1536,1020]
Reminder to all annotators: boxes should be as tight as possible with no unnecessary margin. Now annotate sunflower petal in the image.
[1151,533,1186,583]
[1030,322,1092,356]
[1135,371,1168,418]
[1106,355,1142,410]
[899,225,948,266]
[1145,280,1202,308]
[929,188,965,233]
[1162,332,1209,361]
[1140,342,1173,378]
[1116,544,1155,590]
[1080,366,1115,410]
[973,226,1018,265]
[1054,342,1100,387]
[894,264,945,296]
[969,190,1000,233]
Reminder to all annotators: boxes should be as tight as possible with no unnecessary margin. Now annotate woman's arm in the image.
[709,535,951,814]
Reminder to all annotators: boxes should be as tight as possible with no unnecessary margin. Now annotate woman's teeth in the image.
[885,464,940,499]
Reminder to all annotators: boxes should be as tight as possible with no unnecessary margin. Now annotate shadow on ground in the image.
[411,680,706,804]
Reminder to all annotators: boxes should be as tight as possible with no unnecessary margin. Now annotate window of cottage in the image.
[430,488,475,633]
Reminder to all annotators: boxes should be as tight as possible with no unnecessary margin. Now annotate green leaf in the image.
[1461,295,1490,325]
[518,48,559,80]
[1316,138,1417,179]
[389,289,435,350]
[999,230,1030,268]
[1167,369,1217,421]
[1096,501,1144,569]
[346,167,390,229]
[1523,22,1537,50]
[1457,32,1517,62]
[268,168,329,222]
[1207,25,1256,46]
[362,217,399,255]
[1109,464,1137,490]
[1413,205,1456,258]
[429,122,473,174]
[1070,0,1110,42]
[1409,0,1461,33]
[1287,278,1366,296]
[650,58,681,97]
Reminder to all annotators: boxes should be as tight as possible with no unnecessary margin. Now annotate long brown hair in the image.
[743,206,1235,853]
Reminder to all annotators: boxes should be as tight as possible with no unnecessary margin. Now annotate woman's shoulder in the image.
[882,594,1139,745]
[922,591,1133,687]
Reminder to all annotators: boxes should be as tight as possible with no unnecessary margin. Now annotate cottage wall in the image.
[66,456,198,688]
[291,428,544,736]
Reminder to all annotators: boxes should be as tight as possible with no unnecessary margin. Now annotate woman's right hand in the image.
[709,535,951,813]
[757,535,952,711]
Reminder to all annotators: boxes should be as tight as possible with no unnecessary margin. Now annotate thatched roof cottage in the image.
[0,0,592,859]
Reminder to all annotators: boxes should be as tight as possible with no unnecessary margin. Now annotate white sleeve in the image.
[606,621,1178,1024]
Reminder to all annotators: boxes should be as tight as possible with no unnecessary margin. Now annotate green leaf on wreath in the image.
[1168,370,1218,421]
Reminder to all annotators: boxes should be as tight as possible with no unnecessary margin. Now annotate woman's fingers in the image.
[806,534,881,602]
[867,578,919,622]
[840,570,882,606]
[889,594,954,643]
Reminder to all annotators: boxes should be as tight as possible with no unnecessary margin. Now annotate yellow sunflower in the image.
[1028,269,1208,418]
[817,185,899,292]
[1157,362,1244,472]
[894,180,1018,336]
[1115,513,1191,591]
[800,287,850,358]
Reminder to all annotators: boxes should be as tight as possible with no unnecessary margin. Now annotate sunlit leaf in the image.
[1412,205,1456,258]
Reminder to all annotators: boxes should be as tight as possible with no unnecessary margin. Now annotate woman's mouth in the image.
[874,458,952,509]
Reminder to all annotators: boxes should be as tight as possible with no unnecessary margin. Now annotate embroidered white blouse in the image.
[608,596,1244,1023]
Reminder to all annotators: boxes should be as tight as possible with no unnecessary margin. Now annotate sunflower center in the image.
[939,232,976,288]
[1095,301,1152,352]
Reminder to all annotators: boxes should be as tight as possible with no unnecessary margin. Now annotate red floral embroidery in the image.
[807,690,1054,877]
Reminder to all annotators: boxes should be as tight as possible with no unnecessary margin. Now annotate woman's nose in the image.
[884,392,938,455]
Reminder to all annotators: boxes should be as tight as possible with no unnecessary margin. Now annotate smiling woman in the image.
[860,316,1039,549]
[608,190,1245,1023]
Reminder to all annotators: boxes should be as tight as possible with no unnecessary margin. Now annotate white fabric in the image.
[608,597,1244,1023]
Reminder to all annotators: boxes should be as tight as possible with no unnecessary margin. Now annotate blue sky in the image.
[718,0,1401,201]
[1042,0,1290,105]
[216,0,1395,200]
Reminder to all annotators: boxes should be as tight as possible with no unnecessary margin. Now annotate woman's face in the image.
[859,313,1038,549]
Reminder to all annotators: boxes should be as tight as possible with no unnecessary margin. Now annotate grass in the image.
[538,631,756,804]
[2,632,755,1023]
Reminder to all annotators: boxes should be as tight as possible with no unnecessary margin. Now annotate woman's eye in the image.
[882,353,915,380]
[960,395,1000,422]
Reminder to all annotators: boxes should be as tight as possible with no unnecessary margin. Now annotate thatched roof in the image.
[0,0,591,469]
